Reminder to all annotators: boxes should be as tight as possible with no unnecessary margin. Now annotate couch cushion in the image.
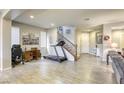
[112,57,124,78]
[118,59,124,74]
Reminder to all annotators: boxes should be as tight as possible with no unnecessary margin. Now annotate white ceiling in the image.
[12,9,124,30]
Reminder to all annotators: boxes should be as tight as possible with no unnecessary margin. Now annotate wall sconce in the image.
[104,35,110,40]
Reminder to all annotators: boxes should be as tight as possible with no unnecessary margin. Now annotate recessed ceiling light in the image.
[30,15,34,19]
[50,23,55,27]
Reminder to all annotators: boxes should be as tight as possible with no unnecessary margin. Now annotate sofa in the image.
[108,51,124,84]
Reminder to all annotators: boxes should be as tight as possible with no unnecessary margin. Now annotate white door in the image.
[82,33,89,53]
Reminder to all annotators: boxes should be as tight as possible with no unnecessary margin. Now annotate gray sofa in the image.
[108,51,124,84]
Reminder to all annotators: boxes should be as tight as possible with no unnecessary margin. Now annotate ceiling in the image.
[11,9,124,30]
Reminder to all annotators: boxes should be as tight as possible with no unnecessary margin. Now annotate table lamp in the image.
[111,42,118,49]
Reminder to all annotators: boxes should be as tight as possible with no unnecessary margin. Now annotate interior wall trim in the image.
[0,66,11,72]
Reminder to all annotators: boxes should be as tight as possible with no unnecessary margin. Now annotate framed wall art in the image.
[96,32,103,44]
[22,33,39,45]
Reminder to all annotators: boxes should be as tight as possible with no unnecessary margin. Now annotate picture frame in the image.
[96,32,103,44]
[22,33,39,45]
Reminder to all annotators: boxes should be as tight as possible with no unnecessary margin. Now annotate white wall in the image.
[47,28,58,46]
[47,28,58,54]
[0,15,2,70]
[81,33,89,53]
[12,22,46,51]
[89,31,96,52]
[62,26,76,44]
[76,29,82,57]
[112,30,124,49]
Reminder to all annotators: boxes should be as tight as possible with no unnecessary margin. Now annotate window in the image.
[11,27,20,46]
[40,31,47,47]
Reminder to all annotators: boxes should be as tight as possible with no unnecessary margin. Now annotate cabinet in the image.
[31,49,41,60]
[23,51,33,62]
[23,48,41,62]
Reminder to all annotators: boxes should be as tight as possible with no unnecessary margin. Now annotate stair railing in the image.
[57,32,77,61]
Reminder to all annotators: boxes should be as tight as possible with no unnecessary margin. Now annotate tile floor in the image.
[0,54,117,84]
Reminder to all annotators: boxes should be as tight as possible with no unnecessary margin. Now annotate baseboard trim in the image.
[89,52,96,56]
[0,67,12,72]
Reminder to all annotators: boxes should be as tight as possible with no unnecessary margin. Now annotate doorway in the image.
[81,33,89,53]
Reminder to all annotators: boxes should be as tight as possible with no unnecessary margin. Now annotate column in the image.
[0,16,12,71]
[102,24,112,61]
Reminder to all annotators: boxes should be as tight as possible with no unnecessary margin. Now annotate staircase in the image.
[57,32,78,61]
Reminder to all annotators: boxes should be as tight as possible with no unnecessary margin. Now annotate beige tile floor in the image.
[0,54,117,84]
